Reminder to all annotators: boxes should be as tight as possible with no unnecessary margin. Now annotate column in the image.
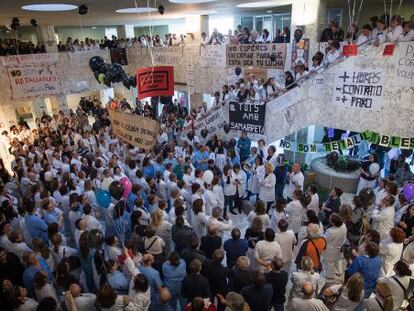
[36,25,58,53]
[185,14,208,41]
[189,94,203,110]
[291,0,326,42]
[116,26,126,39]
[124,25,135,39]
[51,95,70,114]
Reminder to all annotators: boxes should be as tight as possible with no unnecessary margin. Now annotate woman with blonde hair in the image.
[363,282,393,311]
[258,163,276,212]
[322,272,364,310]
[150,208,172,257]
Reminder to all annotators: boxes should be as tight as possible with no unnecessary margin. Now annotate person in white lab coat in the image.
[371,195,396,241]
[258,163,276,212]
[248,156,265,200]
[285,189,304,241]
[378,260,411,311]
[233,164,247,214]
[287,163,304,201]
[275,219,297,273]
[379,227,405,277]
[324,214,347,282]
[387,15,404,42]
[223,165,237,219]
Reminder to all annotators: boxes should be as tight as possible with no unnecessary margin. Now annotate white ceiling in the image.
[0,0,293,27]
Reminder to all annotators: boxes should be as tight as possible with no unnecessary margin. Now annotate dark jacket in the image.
[181,273,211,301]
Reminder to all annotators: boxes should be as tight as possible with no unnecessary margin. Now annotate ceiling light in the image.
[116,7,158,13]
[91,26,96,29]
[185,10,217,15]
[236,2,277,8]
[267,10,273,13]
[22,4,78,11]
[169,0,218,4]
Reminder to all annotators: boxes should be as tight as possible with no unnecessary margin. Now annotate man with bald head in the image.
[290,281,329,311]
[148,287,173,311]
[287,163,304,201]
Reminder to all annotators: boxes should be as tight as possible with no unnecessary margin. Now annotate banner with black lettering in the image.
[108,109,160,150]
[333,68,386,111]
[229,101,266,141]
[226,43,287,69]
[279,130,414,153]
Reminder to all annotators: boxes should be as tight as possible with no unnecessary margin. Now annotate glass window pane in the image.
[241,17,254,31]
[255,18,263,33]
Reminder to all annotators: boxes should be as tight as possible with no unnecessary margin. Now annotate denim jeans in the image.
[224,195,235,217]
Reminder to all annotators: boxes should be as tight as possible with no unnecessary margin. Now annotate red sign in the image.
[343,44,358,56]
[383,44,395,56]
[136,66,174,100]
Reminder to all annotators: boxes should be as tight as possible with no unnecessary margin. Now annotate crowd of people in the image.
[1,13,413,55]
[0,85,413,311]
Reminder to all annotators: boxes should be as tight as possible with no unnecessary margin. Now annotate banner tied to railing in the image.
[280,130,414,153]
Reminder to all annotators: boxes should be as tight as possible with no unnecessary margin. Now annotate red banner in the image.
[136,66,174,100]
[383,44,395,56]
[343,44,358,56]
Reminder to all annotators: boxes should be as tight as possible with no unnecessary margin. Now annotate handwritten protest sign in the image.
[333,68,385,110]
[201,45,226,67]
[7,65,62,99]
[394,42,414,87]
[229,102,266,140]
[226,43,287,69]
[267,89,301,115]
[136,66,174,100]
[1,53,59,67]
[108,109,160,150]
[190,104,229,142]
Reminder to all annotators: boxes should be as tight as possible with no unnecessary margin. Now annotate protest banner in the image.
[291,39,309,70]
[279,130,414,153]
[136,66,174,100]
[226,43,287,69]
[108,109,160,150]
[201,45,226,67]
[243,68,267,82]
[68,49,109,67]
[229,101,266,141]
[332,68,385,110]
[7,65,62,99]
[152,46,183,67]
[267,89,301,115]
[394,42,414,87]
[309,75,326,98]
[1,53,59,67]
[189,104,230,142]
[110,48,128,65]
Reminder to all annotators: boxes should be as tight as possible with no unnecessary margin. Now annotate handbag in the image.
[319,285,344,306]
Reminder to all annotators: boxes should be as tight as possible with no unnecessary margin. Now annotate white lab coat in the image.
[379,238,403,277]
[258,173,276,203]
[248,164,265,194]
[223,172,237,196]
[324,223,347,281]
[234,170,247,199]
[204,189,219,216]
[371,206,395,241]
[285,199,303,234]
